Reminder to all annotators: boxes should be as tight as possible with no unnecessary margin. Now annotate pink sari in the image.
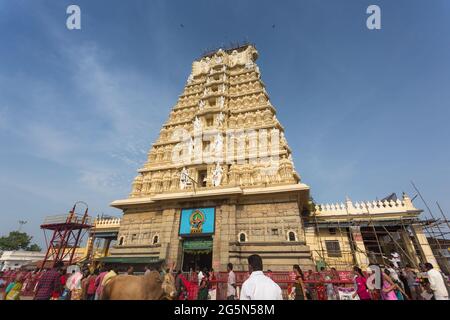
[381,280,398,300]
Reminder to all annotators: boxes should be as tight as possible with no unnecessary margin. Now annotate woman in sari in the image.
[197,271,209,300]
[292,265,307,300]
[381,270,398,300]
[5,275,24,300]
[352,266,371,300]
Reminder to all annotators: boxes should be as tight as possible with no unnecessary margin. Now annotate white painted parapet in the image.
[93,218,121,228]
[314,193,418,216]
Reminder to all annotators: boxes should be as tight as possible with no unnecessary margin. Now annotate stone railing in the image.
[93,218,121,228]
[314,194,417,216]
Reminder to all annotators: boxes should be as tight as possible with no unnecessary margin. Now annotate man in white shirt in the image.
[425,262,449,300]
[387,263,400,282]
[227,263,236,300]
[240,254,283,300]
[197,268,204,286]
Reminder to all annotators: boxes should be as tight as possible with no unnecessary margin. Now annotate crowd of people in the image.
[0,262,121,300]
[286,262,449,300]
[171,256,449,300]
[32,262,122,300]
[1,256,449,300]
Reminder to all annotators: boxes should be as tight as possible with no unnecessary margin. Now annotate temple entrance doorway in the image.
[181,237,213,272]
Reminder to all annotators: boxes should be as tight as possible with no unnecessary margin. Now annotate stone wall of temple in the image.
[110,193,314,272]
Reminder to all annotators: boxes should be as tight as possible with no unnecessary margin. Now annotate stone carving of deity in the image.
[199,100,205,110]
[211,162,223,187]
[193,116,202,133]
[156,147,164,162]
[229,50,239,67]
[255,110,263,125]
[218,96,225,109]
[131,174,143,197]
[187,137,195,158]
[164,145,172,161]
[163,170,171,190]
[171,170,179,190]
[179,167,189,190]
[220,84,226,93]
[212,133,224,155]
[187,74,194,84]
[237,113,244,126]
[141,173,151,194]
[263,109,272,123]
[229,114,237,128]
[153,171,163,192]
[241,162,252,186]
[278,155,293,182]
[216,112,225,127]
[192,59,210,76]
[228,164,239,185]
[203,87,209,97]
[280,132,288,148]
[215,55,223,64]
[245,61,255,69]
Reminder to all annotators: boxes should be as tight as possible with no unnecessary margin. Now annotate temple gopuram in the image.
[91,44,445,273]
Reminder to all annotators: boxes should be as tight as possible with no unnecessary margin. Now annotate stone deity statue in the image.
[193,117,202,133]
[179,167,189,190]
[211,162,223,187]
[218,96,225,109]
[216,112,225,127]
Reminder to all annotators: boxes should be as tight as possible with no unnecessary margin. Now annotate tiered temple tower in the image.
[110,44,315,272]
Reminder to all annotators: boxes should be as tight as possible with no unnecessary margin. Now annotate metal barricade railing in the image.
[1,270,356,300]
[181,271,354,300]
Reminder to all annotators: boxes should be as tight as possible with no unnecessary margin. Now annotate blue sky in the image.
[0,0,449,246]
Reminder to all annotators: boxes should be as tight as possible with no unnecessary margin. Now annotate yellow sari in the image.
[6,283,23,300]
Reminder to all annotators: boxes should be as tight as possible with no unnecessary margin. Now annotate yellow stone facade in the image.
[304,194,442,271]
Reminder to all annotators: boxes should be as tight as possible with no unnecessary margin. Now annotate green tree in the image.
[0,231,41,251]
[27,243,42,252]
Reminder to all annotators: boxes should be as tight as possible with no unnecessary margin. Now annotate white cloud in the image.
[0,44,177,212]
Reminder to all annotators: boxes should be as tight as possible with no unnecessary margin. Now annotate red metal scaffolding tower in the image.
[40,202,92,269]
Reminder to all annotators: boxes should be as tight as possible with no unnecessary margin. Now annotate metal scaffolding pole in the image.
[411,181,444,253]
[380,225,418,268]
[367,214,387,265]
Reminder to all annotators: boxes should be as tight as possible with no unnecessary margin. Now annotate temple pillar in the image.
[160,208,179,266]
[85,234,95,259]
[411,224,440,270]
[103,238,112,257]
[214,204,235,271]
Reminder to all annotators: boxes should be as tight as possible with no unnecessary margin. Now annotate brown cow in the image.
[101,270,176,300]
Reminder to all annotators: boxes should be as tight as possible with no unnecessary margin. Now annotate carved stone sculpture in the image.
[211,162,223,187]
